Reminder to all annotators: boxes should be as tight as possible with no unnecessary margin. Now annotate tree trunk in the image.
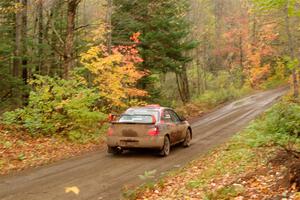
[251,13,257,44]
[176,66,190,104]
[63,0,80,79]
[176,73,185,103]
[44,0,61,76]
[238,33,245,86]
[13,0,23,78]
[182,66,190,102]
[106,0,112,54]
[213,0,223,71]
[284,1,299,98]
[37,0,44,75]
[196,48,202,95]
[203,34,208,92]
[21,0,28,85]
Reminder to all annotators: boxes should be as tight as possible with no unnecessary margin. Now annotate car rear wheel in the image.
[159,136,170,156]
[107,146,123,155]
[182,129,191,147]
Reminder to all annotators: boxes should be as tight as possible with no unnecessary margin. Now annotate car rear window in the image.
[119,109,160,123]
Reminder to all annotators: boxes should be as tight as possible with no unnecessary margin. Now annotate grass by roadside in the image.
[128,95,300,200]
[174,73,288,119]
[175,85,254,119]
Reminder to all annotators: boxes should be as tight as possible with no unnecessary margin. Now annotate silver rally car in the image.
[106,105,192,156]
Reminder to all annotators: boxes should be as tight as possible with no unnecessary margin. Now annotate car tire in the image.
[159,136,170,157]
[182,129,191,148]
[107,146,122,155]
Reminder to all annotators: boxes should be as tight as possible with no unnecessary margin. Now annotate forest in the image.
[0,0,299,112]
[0,0,299,184]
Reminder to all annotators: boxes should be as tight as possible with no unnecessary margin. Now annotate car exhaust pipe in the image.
[117,147,122,152]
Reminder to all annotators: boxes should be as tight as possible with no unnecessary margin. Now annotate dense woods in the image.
[0,0,299,139]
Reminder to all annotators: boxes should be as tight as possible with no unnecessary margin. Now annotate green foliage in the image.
[113,0,196,72]
[184,99,299,195]
[261,77,287,90]
[122,188,138,200]
[204,184,245,200]
[123,170,157,200]
[253,0,287,10]
[191,70,250,106]
[2,75,107,142]
[208,71,232,89]
[126,96,299,199]
[112,0,197,100]
[284,56,299,71]
[2,141,12,149]
[0,70,28,113]
[17,153,26,161]
[242,99,300,147]
[195,85,252,107]
[253,0,300,16]
[261,59,289,89]
[185,139,256,191]
[138,170,157,180]
[0,1,26,112]
[173,70,253,118]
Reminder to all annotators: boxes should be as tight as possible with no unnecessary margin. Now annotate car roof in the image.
[126,105,172,111]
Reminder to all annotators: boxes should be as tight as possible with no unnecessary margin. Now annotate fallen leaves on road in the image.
[0,124,104,175]
[65,186,80,195]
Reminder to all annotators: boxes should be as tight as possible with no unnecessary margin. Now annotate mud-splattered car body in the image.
[106,105,192,156]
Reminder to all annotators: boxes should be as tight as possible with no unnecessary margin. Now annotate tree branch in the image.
[50,20,65,45]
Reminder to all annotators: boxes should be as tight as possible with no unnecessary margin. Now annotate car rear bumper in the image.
[107,135,165,149]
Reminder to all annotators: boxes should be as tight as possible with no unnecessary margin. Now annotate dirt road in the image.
[0,87,288,200]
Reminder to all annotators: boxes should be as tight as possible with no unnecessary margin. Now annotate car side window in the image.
[162,110,172,123]
[169,110,180,123]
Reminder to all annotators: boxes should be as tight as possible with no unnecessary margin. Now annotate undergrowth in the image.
[191,97,300,196]
[176,85,253,118]
[1,76,108,143]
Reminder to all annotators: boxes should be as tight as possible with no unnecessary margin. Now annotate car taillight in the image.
[107,127,113,136]
[148,126,159,136]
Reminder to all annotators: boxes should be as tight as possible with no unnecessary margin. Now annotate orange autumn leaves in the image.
[244,24,278,88]
[223,12,278,88]
[81,32,147,108]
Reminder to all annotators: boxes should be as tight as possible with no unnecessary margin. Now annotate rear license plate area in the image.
[122,130,138,137]
[120,140,138,146]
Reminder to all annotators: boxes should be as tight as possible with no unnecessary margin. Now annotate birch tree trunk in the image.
[106,0,112,54]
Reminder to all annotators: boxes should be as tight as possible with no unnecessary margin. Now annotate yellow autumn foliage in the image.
[81,45,147,108]
[244,24,277,88]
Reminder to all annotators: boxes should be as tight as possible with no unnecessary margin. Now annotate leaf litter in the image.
[0,124,104,175]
